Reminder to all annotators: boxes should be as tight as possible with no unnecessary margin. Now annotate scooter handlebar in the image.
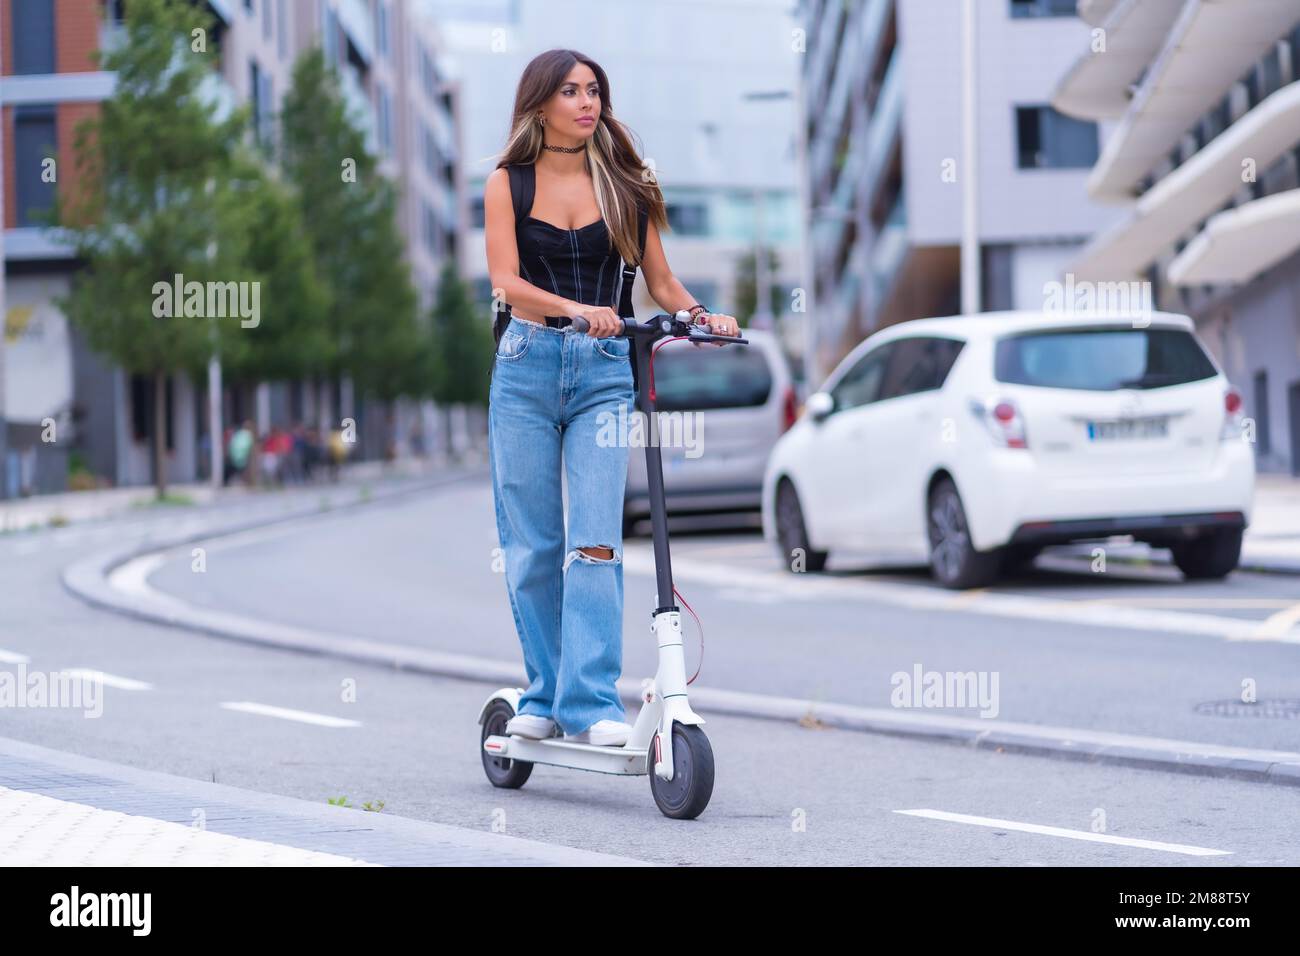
[569,311,747,345]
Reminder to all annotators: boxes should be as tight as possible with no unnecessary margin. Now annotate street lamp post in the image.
[205,180,223,490]
[961,0,981,315]
[0,18,8,500]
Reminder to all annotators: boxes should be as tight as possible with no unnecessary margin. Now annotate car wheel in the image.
[1170,526,1242,580]
[775,479,828,572]
[927,477,1003,589]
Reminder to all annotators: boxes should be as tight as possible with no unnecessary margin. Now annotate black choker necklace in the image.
[542,143,585,153]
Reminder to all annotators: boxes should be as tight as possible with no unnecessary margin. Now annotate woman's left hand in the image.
[695,312,740,345]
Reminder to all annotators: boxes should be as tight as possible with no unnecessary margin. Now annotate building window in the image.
[14,106,58,227]
[470,194,485,229]
[1015,106,1099,169]
[249,60,264,146]
[422,202,437,252]
[262,0,272,40]
[421,47,437,97]
[1009,0,1077,17]
[13,0,56,74]
[323,7,339,65]
[375,2,390,58]
[259,72,274,148]
[1254,370,1272,457]
[1260,44,1284,100]
[1290,24,1300,84]
[424,125,438,178]
[666,202,709,236]
[377,85,393,154]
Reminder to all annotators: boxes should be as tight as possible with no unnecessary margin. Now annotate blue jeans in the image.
[488,316,636,736]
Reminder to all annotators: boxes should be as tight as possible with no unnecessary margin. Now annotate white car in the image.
[761,310,1255,588]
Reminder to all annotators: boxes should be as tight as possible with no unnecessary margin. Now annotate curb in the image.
[61,470,1300,791]
[0,734,650,866]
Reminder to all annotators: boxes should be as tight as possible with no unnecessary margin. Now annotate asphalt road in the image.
[3,478,1299,864]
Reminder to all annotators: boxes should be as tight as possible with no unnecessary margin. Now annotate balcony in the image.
[336,0,376,66]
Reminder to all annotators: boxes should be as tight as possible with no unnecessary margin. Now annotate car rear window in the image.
[651,343,774,411]
[994,327,1218,391]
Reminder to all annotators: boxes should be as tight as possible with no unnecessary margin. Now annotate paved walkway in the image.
[0,736,649,867]
[0,453,486,533]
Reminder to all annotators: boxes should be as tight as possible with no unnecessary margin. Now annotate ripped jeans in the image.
[488,316,636,736]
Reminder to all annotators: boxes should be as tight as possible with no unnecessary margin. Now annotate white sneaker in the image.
[563,719,633,747]
[505,714,558,739]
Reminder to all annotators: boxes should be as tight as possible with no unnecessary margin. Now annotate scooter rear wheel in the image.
[649,723,714,819]
[481,700,534,789]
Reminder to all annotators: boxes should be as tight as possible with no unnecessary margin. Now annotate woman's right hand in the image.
[569,304,622,337]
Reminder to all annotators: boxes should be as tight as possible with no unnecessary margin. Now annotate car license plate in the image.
[1086,417,1168,440]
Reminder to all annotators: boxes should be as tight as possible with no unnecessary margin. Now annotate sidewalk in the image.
[1058,473,1300,573]
[0,451,486,533]
[0,735,648,867]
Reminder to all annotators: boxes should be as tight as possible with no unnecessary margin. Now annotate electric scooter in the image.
[477,310,749,820]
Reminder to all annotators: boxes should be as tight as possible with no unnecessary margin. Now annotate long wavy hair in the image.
[496,49,667,265]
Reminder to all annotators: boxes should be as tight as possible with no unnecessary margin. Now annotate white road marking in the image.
[895,809,1232,857]
[219,701,361,728]
[60,669,154,691]
[1252,598,1300,640]
[0,649,32,664]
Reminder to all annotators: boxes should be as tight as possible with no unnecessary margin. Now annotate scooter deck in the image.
[483,734,651,776]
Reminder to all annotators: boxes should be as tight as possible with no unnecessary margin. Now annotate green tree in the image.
[429,261,491,455]
[58,0,249,498]
[279,48,420,417]
[219,153,331,385]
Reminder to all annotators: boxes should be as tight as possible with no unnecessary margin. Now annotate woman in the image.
[484,49,739,747]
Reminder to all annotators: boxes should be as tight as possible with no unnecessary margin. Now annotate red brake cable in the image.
[673,586,704,684]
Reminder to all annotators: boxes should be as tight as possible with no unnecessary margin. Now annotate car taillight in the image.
[970,396,1028,449]
[781,386,797,432]
[1221,385,1245,441]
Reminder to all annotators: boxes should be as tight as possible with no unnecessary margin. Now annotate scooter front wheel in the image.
[649,723,714,819]
[481,700,534,789]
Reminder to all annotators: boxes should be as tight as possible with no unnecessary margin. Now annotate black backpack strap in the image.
[493,164,535,346]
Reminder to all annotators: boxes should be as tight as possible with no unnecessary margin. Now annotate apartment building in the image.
[1052,0,1300,475]
[0,0,463,495]
[799,0,1119,376]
